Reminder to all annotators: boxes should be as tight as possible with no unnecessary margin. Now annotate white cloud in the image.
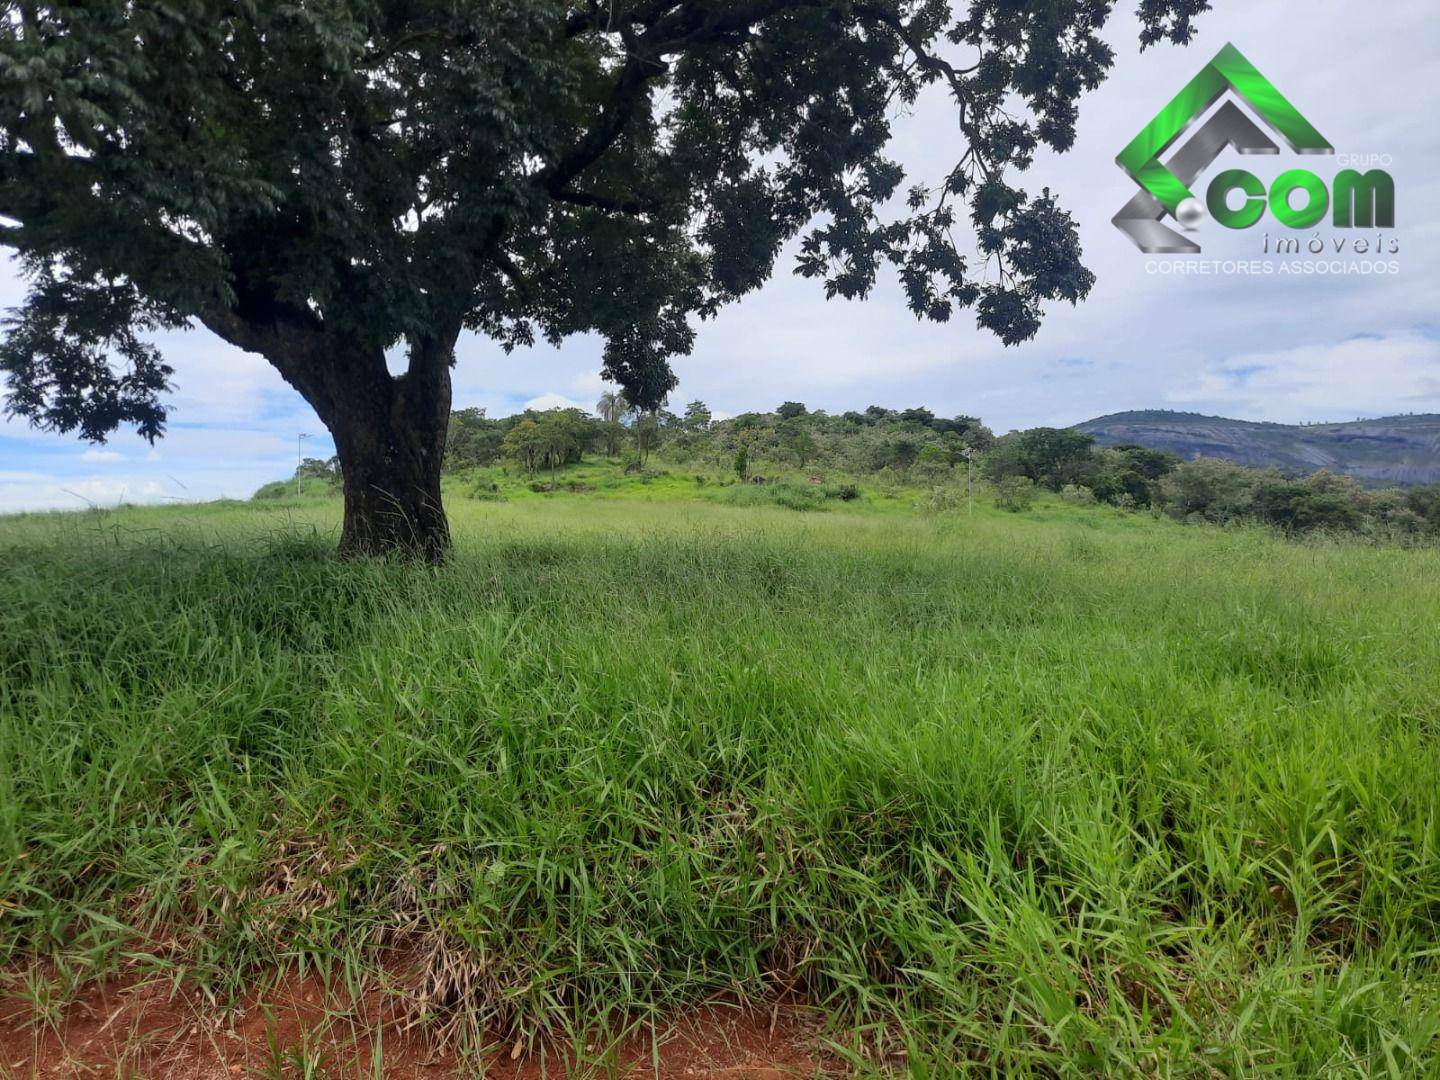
[0,475,170,513]
[156,426,305,462]
[521,392,591,412]
[0,463,290,512]
[569,371,607,399]
[1166,333,1440,423]
[80,449,124,463]
[161,331,290,425]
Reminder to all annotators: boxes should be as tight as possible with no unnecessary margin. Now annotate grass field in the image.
[3,467,1439,1075]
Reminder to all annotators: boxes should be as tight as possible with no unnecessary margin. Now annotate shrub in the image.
[250,480,293,500]
[1060,484,1095,505]
[1368,490,1427,536]
[1157,458,1259,523]
[993,476,1037,512]
[911,443,953,483]
[1405,484,1440,527]
[1090,444,1181,507]
[982,428,1096,491]
[469,480,505,502]
[916,487,965,515]
[715,481,828,512]
[1158,459,1440,539]
[251,460,342,501]
[1249,470,1366,533]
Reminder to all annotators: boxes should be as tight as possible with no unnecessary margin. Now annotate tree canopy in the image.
[0,0,1210,554]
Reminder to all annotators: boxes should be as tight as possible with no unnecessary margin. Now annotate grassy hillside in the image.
[1076,410,1440,486]
[3,476,1439,1074]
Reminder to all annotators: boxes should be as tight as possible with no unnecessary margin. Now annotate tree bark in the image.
[198,308,458,560]
[329,357,453,561]
[330,398,449,559]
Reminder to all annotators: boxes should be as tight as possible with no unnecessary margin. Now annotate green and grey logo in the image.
[1114,43,1394,253]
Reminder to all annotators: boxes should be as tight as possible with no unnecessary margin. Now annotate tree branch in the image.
[0,150,97,225]
[543,0,828,197]
[852,4,994,183]
[564,0,681,38]
[551,188,657,216]
[851,4,979,90]
[535,52,664,197]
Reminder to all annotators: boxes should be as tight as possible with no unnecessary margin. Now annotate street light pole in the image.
[297,432,311,496]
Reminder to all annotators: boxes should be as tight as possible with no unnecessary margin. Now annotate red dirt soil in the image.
[0,971,836,1078]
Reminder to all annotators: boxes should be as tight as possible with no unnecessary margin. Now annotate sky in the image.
[2,0,1438,511]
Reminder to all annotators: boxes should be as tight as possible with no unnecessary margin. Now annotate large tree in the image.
[0,0,1208,557]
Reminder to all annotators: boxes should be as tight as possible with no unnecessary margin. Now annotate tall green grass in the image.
[2,495,1438,1073]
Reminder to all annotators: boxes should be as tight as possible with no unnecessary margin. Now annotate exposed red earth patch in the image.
[0,971,836,1078]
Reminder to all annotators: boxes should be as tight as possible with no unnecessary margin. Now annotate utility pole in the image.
[963,447,974,514]
[297,432,311,496]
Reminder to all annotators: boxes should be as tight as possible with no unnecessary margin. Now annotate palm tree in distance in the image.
[596,390,626,457]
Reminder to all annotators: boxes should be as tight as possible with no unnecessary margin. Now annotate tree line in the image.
[262,399,1440,541]
[980,427,1440,538]
[443,398,997,481]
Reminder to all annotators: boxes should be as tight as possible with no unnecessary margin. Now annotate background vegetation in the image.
[260,398,1440,543]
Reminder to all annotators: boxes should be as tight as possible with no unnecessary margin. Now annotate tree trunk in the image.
[325,348,453,561]
[332,412,450,560]
[329,368,452,561]
[197,309,457,559]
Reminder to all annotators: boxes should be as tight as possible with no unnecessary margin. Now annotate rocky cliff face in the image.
[1073,411,1440,487]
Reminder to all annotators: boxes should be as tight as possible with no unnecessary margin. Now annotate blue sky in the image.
[3,0,1438,511]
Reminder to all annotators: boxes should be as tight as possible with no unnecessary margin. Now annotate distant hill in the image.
[1073,410,1440,487]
